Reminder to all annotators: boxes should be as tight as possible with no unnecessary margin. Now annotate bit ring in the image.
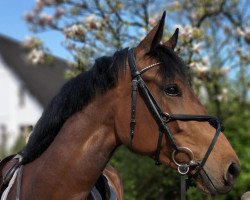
[172,147,195,168]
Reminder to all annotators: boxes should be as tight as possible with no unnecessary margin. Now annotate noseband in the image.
[127,48,222,200]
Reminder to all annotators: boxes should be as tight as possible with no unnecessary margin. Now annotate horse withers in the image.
[0,11,240,199]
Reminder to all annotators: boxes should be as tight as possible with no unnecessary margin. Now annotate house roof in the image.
[0,34,69,108]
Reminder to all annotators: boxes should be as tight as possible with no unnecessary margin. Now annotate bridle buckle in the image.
[161,112,171,123]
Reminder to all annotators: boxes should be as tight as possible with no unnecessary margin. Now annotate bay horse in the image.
[0,11,240,199]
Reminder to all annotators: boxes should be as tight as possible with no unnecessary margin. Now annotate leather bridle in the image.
[127,48,222,200]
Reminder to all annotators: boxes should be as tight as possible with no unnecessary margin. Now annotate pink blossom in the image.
[190,62,209,73]
[84,14,96,23]
[39,13,54,26]
[192,42,202,53]
[27,48,45,65]
[35,0,45,12]
[179,25,194,40]
[83,14,99,29]
[54,7,65,19]
[149,17,157,25]
[24,12,34,23]
[64,25,85,38]
[236,27,246,37]
[22,36,41,49]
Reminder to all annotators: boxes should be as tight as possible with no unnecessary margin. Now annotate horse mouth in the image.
[194,169,232,196]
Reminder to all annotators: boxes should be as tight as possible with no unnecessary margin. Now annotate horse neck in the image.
[20,93,118,200]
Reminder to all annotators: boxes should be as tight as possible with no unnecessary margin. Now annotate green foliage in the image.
[220,104,250,199]
[110,147,181,200]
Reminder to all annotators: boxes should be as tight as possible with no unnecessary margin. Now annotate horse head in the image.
[114,12,240,195]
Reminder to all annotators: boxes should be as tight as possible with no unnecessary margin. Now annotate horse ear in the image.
[135,11,166,54]
[164,28,179,50]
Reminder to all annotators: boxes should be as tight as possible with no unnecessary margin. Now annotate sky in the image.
[0,0,69,59]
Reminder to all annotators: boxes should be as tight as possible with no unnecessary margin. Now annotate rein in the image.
[127,48,222,200]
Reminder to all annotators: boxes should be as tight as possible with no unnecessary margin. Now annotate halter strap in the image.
[127,48,222,200]
[128,48,178,151]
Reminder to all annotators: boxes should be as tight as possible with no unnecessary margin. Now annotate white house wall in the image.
[0,56,42,149]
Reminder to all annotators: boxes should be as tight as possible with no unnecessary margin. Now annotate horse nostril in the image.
[226,163,241,186]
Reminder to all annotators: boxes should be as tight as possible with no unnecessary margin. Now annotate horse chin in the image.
[195,176,218,196]
[194,169,232,196]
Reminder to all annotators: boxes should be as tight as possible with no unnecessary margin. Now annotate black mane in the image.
[20,45,188,164]
[21,48,128,164]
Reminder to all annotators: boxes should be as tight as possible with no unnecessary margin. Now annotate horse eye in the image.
[164,84,181,96]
